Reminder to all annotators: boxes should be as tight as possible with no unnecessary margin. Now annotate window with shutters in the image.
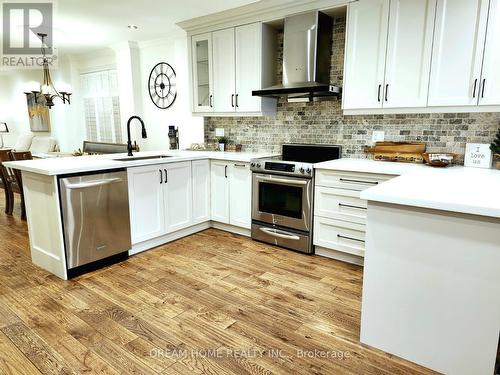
[80,69,122,143]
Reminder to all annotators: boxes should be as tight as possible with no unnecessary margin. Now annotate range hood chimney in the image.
[253,11,341,100]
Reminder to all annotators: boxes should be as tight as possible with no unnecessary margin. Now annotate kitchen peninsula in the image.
[4,150,277,279]
[360,167,500,375]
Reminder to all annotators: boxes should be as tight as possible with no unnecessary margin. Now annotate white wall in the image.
[138,33,204,151]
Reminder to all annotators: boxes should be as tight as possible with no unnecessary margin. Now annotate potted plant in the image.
[491,128,500,170]
[216,136,229,152]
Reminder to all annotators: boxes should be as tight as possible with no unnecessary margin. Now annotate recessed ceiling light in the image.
[128,25,139,30]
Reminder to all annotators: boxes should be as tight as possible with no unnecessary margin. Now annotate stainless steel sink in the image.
[113,155,172,162]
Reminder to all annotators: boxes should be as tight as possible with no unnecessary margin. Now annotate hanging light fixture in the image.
[24,33,71,109]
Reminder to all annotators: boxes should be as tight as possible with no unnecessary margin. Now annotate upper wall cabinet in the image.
[480,0,500,105]
[343,0,436,110]
[212,28,236,112]
[428,0,489,106]
[190,22,276,116]
[384,0,436,108]
[192,33,214,112]
[343,0,390,110]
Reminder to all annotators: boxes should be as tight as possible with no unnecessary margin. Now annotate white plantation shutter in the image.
[80,70,122,143]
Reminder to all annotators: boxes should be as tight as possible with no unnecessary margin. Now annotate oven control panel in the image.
[265,162,295,173]
[250,159,313,177]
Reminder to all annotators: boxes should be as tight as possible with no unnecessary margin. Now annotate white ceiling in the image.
[2,0,259,55]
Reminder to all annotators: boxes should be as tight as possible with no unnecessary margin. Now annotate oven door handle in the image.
[256,176,308,186]
[259,227,301,240]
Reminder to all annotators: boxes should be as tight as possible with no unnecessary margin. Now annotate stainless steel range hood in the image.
[252,11,341,100]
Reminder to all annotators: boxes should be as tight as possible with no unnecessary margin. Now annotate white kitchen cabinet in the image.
[212,28,236,113]
[191,33,214,112]
[428,0,490,106]
[163,161,193,233]
[128,165,166,244]
[314,169,394,265]
[479,0,500,106]
[344,0,436,110]
[229,163,252,228]
[210,160,251,229]
[235,23,262,113]
[189,22,276,116]
[210,161,230,223]
[343,0,390,110]
[192,159,211,224]
[384,0,436,108]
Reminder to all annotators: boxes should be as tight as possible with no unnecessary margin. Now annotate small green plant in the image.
[491,128,500,155]
[216,136,229,144]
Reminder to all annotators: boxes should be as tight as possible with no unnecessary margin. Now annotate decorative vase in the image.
[218,143,226,152]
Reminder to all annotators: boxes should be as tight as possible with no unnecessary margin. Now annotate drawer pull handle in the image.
[339,178,379,185]
[337,234,365,243]
[234,164,246,167]
[339,203,367,210]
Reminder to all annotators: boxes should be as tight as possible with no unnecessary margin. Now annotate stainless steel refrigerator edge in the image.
[59,170,131,271]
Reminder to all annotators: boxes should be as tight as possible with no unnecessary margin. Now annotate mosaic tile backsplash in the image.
[204,17,500,163]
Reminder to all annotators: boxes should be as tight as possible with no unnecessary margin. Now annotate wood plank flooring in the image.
[0,199,437,374]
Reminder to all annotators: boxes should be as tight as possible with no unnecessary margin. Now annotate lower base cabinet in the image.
[192,159,211,224]
[314,169,394,264]
[210,160,251,229]
[128,159,251,247]
[127,164,166,244]
[128,161,205,244]
[163,161,193,233]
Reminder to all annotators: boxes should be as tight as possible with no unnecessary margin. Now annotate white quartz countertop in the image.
[360,167,500,218]
[3,150,278,176]
[315,158,500,218]
[314,158,430,175]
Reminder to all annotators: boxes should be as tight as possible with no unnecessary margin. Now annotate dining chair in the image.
[0,149,14,215]
[9,151,32,221]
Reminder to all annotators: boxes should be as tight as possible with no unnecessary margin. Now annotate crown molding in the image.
[177,0,351,35]
[137,29,187,49]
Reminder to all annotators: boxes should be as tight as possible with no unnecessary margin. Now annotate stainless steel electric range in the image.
[250,144,342,254]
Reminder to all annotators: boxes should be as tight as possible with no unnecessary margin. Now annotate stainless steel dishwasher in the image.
[59,169,131,277]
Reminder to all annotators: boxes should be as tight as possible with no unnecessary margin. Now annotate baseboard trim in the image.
[211,221,251,237]
[315,246,364,266]
[130,222,211,255]
[129,221,250,256]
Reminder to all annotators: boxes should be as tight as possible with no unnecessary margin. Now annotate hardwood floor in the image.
[0,199,437,375]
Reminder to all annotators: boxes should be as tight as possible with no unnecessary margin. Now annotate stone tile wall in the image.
[205,17,500,163]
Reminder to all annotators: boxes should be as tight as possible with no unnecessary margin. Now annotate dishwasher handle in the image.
[65,177,123,190]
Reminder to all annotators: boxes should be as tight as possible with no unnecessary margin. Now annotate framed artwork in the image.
[26,93,51,132]
[464,143,493,169]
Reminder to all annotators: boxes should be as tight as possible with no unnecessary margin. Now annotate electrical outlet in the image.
[372,131,385,143]
[215,128,225,137]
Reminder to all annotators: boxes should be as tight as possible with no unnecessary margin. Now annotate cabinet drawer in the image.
[314,217,365,257]
[314,187,367,224]
[315,169,392,191]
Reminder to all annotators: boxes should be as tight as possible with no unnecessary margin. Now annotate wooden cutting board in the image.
[364,142,426,154]
[364,142,426,164]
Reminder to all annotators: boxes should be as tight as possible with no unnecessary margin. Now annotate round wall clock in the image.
[148,62,177,109]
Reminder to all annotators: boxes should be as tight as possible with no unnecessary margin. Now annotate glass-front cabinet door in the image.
[191,33,214,112]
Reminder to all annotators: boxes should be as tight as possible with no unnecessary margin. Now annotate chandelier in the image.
[24,33,71,109]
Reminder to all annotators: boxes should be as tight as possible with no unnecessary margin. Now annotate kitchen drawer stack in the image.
[313,169,393,265]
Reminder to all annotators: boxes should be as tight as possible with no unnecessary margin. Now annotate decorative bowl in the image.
[422,153,456,167]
